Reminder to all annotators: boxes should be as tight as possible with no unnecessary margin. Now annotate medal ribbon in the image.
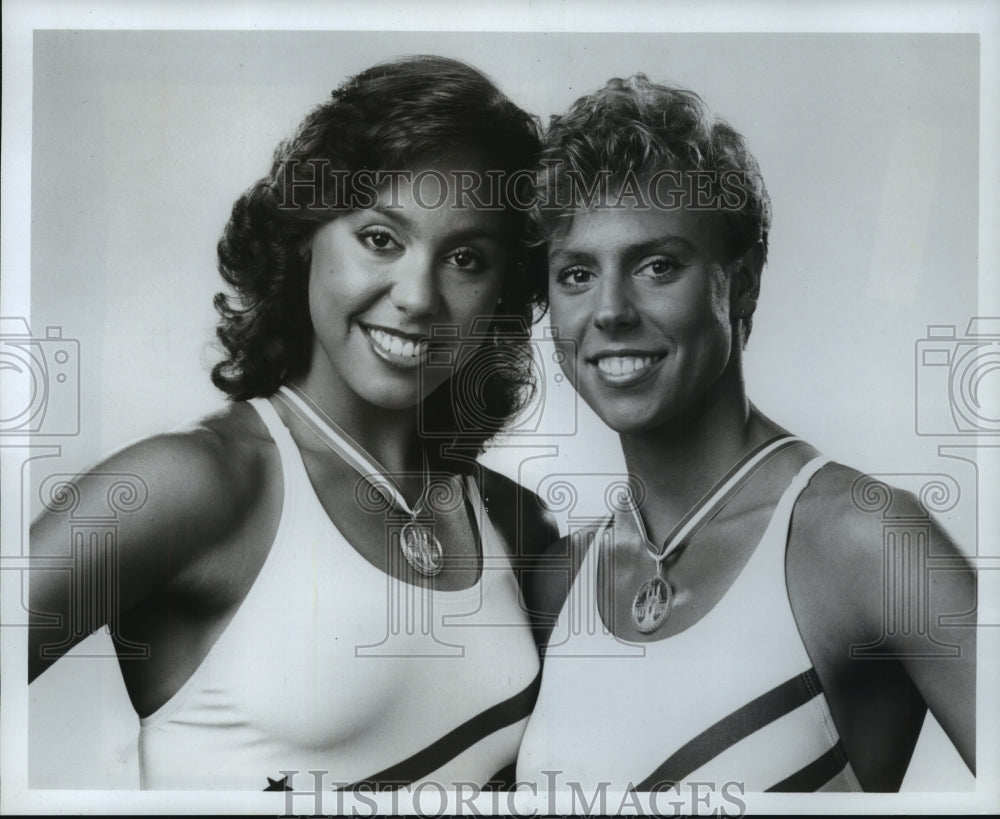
[626,434,802,566]
[275,384,430,519]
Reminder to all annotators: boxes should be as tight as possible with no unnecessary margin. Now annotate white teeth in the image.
[596,356,656,377]
[366,327,426,359]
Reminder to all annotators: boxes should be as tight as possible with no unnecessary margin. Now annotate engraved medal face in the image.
[400,521,444,576]
[631,575,673,634]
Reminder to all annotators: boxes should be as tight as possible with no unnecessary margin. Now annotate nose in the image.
[389,252,440,318]
[593,275,639,332]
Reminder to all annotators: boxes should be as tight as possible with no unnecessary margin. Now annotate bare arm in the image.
[885,495,976,772]
[789,466,976,783]
[479,467,563,650]
[28,428,248,682]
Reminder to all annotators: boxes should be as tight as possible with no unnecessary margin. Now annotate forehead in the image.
[548,203,727,260]
[365,163,510,236]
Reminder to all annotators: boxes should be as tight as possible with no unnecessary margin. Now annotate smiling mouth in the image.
[591,354,664,384]
[361,324,429,368]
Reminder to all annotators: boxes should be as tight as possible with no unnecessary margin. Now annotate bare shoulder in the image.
[525,522,604,654]
[787,460,971,636]
[32,400,273,565]
[477,465,577,652]
[789,463,906,607]
[791,461,964,560]
[787,462,977,780]
[112,402,267,516]
[478,465,559,559]
[28,400,278,680]
[791,462,882,544]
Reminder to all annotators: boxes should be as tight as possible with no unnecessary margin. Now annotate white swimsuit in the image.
[138,397,540,790]
[516,451,862,793]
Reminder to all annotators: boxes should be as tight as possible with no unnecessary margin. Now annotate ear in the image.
[729,240,764,319]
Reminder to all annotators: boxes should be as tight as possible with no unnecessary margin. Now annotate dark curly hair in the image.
[212,55,544,456]
[534,74,771,344]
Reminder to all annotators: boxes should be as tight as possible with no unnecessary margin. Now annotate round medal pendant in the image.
[400,521,444,576]
[631,575,673,634]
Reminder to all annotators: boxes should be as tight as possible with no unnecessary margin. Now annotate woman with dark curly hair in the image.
[29,55,555,792]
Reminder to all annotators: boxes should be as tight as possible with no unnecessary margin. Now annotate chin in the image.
[588,405,660,436]
[358,365,455,410]
[355,383,424,412]
[578,388,664,436]
[606,416,663,436]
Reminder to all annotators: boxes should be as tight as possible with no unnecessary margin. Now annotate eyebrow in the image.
[631,234,698,255]
[366,205,415,231]
[364,206,507,245]
[444,226,507,245]
[549,234,698,265]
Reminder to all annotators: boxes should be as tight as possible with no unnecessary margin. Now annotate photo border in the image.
[2,0,998,815]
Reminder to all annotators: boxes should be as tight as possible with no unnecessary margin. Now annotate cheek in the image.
[689,295,736,372]
[307,274,347,334]
[553,337,578,383]
[548,294,588,340]
[707,284,735,349]
[444,276,504,324]
[309,258,376,317]
[306,274,328,324]
[675,274,731,339]
[708,268,732,320]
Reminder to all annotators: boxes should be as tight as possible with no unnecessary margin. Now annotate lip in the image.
[587,349,666,387]
[359,322,429,370]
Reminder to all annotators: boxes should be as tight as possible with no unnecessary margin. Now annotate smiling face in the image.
[547,201,755,436]
[301,165,509,418]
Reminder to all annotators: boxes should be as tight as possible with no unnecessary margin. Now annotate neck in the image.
[619,369,770,545]
[285,373,423,480]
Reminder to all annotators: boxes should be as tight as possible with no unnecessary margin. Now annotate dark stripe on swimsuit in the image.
[766,740,850,792]
[483,761,517,791]
[342,667,542,791]
[635,668,822,791]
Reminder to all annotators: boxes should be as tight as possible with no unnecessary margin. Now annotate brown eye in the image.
[554,266,594,289]
[357,228,400,253]
[638,257,680,280]
[445,247,485,272]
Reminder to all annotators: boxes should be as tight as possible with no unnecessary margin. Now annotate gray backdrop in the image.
[3,11,995,816]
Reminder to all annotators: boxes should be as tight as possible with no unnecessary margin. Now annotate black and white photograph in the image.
[2,1,998,815]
